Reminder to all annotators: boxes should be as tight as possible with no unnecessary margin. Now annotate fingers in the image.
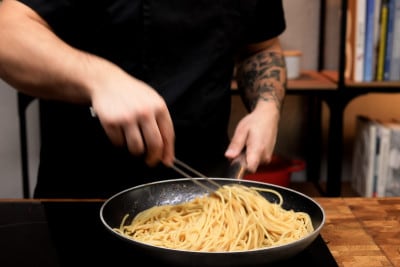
[127,109,174,167]
[98,106,174,167]
[124,123,146,157]
[156,110,175,167]
[225,125,259,171]
[102,124,126,147]
[89,70,175,166]
[226,115,276,173]
[132,107,174,167]
[225,135,246,160]
[228,136,262,173]
[243,143,263,173]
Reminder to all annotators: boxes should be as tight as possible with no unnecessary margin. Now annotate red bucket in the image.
[244,155,306,187]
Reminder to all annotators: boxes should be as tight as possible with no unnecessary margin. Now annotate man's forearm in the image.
[235,41,287,112]
[0,0,105,104]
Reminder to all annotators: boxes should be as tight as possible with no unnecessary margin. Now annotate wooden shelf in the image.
[322,70,400,89]
[286,70,337,91]
[320,70,337,83]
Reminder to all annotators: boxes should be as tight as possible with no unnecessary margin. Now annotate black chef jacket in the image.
[18,0,286,198]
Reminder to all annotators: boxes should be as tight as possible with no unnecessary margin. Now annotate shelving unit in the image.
[318,0,400,196]
[255,0,400,197]
[285,71,337,197]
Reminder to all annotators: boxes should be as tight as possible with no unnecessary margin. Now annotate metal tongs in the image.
[171,153,247,194]
[171,158,222,194]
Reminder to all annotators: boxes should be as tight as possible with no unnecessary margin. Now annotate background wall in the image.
[0,79,40,198]
[1,0,400,198]
[0,79,24,197]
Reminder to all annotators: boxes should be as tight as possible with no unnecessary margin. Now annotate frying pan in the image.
[100,178,325,267]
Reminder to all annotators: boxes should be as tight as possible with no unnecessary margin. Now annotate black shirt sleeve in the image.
[245,0,286,44]
[18,0,286,45]
[17,0,73,29]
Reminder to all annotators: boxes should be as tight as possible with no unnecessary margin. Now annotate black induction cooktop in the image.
[0,201,338,267]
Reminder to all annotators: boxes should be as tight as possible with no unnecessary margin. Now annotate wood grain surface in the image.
[316,197,400,267]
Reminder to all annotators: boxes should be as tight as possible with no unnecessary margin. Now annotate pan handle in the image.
[226,152,247,179]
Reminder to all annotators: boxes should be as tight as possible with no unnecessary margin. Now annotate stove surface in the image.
[0,201,338,267]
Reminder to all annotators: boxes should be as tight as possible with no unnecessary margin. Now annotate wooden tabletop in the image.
[315,197,400,267]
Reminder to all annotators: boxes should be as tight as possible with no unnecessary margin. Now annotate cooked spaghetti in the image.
[114,184,314,252]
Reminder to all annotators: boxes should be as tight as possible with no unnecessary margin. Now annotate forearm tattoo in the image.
[236,51,286,111]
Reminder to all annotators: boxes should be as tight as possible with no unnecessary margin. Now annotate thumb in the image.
[225,133,247,160]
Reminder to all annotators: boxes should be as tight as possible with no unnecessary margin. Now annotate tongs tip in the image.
[171,158,222,193]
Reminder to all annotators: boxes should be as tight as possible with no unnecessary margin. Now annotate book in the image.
[382,121,400,196]
[375,121,391,196]
[376,0,390,81]
[368,0,383,81]
[364,0,377,81]
[345,3,354,81]
[346,0,367,82]
[356,0,367,81]
[389,0,400,81]
[372,123,381,197]
[383,0,396,80]
[351,115,378,197]
[373,0,383,74]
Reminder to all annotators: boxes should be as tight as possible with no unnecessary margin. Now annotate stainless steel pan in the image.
[100,177,325,267]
